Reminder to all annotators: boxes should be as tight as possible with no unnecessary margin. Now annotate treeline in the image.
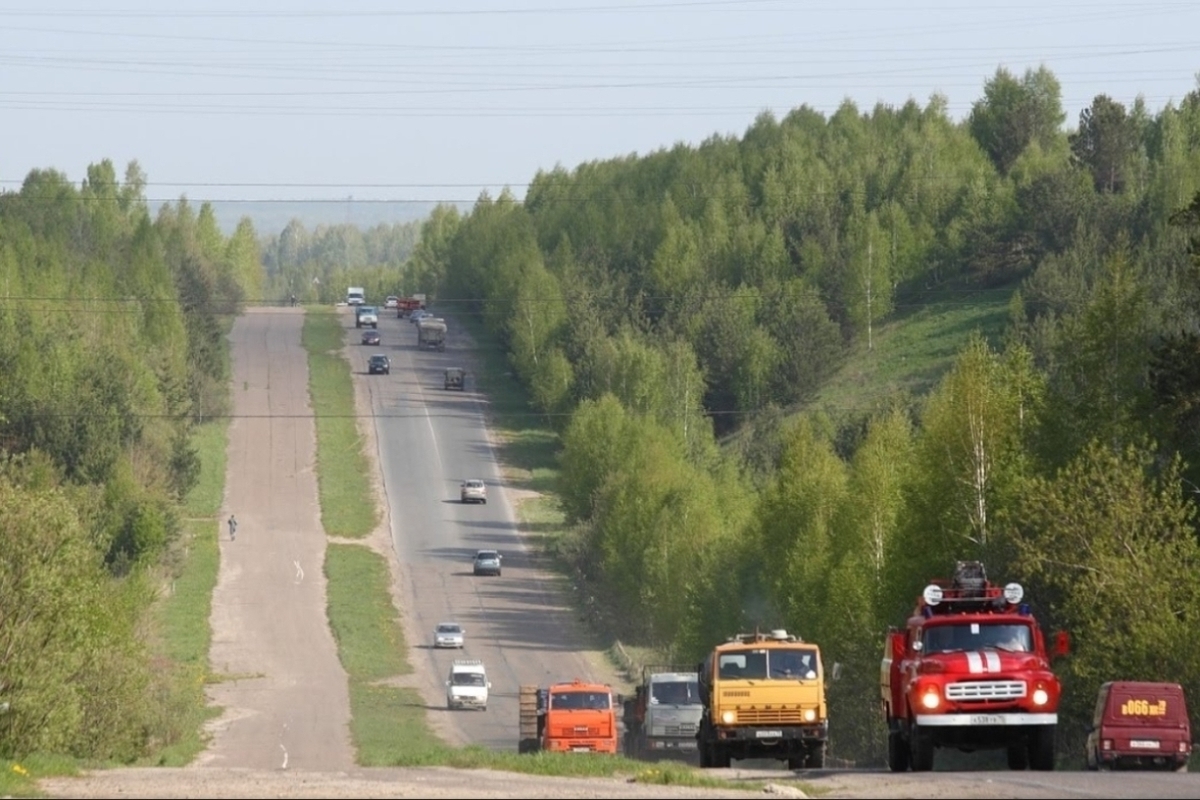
[261,218,422,305]
[0,160,252,759]
[418,66,1200,764]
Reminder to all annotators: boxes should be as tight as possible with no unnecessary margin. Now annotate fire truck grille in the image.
[946,681,1027,701]
[663,723,697,736]
[735,709,807,725]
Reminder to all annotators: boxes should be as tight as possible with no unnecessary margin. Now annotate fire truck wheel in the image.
[1006,744,1029,770]
[887,731,910,772]
[909,725,935,772]
[1029,725,1055,771]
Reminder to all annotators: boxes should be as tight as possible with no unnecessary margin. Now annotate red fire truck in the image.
[881,561,1070,772]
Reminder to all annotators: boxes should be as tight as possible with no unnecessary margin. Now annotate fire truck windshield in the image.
[717,648,819,680]
[922,622,1032,654]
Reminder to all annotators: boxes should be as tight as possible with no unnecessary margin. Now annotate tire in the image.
[887,731,910,772]
[1029,725,1055,771]
[805,742,826,769]
[787,754,804,771]
[699,743,712,768]
[909,725,935,772]
[711,744,731,768]
[1007,744,1029,770]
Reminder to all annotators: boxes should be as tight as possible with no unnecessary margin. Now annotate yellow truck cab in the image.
[696,629,829,769]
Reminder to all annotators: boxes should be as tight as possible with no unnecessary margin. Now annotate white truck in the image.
[346,286,365,305]
[446,659,491,711]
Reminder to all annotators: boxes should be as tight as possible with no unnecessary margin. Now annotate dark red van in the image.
[1085,681,1192,771]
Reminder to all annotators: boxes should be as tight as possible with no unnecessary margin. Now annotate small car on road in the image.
[473,549,502,577]
[434,622,465,649]
[367,354,391,375]
[361,329,381,346]
[461,479,487,504]
[385,296,399,309]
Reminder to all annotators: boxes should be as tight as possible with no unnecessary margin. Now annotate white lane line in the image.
[294,560,304,582]
[279,743,288,770]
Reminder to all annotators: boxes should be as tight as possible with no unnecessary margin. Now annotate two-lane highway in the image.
[346,307,617,752]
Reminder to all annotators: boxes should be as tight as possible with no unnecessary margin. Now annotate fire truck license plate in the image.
[1130,740,1160,749]
[969,714,1003,725]
[756,730,783,738]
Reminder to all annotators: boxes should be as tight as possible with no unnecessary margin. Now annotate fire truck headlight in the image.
[803,708,816,722]
[1032,688,1049,706]
[921,689,940,710]
[721,710,737,725]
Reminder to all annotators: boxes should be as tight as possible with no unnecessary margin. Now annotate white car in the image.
[460,479,487,504]
[385,296,399,309]
[446,659,490,710]
[434,622,465,649]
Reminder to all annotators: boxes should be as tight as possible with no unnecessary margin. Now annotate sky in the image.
[2,1,1200,224]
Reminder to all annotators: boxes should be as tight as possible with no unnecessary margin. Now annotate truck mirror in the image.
[1052,630,1071,658]
[831,662,844,681]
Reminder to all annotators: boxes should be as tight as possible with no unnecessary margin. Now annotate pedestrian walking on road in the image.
[228,514,238,541]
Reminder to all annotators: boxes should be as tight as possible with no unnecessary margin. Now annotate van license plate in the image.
[969,715,1003,725]
[1130,740,1160,749]
[756,730,783,738]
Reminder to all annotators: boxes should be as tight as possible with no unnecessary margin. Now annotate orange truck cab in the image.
[518,679,619,754]
[1086,681,1192,771]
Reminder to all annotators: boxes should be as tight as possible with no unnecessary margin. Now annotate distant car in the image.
[410,310,430,324]
[434,622,465,649]
[361,329,381,345]
[461,479,487,504]
[367,354,390,375]
[385,296,399,309]
[473,549,502,577]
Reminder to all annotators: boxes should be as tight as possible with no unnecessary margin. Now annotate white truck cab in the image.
[446,660,490,710]
[347,286,365,305]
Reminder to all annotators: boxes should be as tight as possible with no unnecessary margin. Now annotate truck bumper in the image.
[716,724,828,743]
[914,713,1057,726]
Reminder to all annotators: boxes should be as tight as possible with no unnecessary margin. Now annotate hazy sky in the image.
[3,1,1199,214]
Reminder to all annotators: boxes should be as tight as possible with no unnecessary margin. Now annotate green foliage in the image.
[1001,441,1200,763]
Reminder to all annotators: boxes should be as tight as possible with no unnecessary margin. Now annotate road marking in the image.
[294,560,304,581]
[279,743,288,770]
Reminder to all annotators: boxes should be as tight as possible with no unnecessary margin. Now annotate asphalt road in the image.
[347,307,617,752]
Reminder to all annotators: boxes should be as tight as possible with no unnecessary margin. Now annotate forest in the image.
[6,63,1200,767]
[408,66,1200,764]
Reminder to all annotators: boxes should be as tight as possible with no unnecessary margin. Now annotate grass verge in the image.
[303,307,377,539]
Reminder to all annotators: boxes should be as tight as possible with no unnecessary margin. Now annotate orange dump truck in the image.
[518,679,619,754]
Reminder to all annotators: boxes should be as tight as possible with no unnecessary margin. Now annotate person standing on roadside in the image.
[228,514,238,541]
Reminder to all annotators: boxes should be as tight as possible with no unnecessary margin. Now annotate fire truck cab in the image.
[881,561,1069,772]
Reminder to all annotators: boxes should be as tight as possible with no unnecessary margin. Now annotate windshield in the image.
[436,625,461,634]
[550,691,610,710]
[717,648,819,680]
[452,673,486,687]
[651,679,700,705]
[477,551,498,561]
[922,623,1033,654]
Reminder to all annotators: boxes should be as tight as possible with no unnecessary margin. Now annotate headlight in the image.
[1032,688,1049,706]
[803,708,816,722]
[921,689,940,710]
[721,710,737,724]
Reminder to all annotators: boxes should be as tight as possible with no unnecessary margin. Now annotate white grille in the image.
[946,681,1026,701]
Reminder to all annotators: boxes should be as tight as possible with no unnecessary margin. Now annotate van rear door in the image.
[1101,682,1190,767]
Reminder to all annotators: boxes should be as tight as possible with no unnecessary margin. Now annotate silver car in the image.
[461,479,487,504]
[434,622,465,649]
[473,550,502,577]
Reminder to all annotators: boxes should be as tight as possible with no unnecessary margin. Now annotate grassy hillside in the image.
[809,279,1016,425]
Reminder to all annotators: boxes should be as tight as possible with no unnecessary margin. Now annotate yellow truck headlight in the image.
[721,710,737,724]
[803,708,816,722]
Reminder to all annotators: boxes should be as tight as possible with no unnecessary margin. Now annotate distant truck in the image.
[346,286,365,305]
[446,659,491,711]
[355,305,378,329]
[623,666,703,760]
[417,317,447,351]
[396,294,427,317]
[518,679,619,755]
